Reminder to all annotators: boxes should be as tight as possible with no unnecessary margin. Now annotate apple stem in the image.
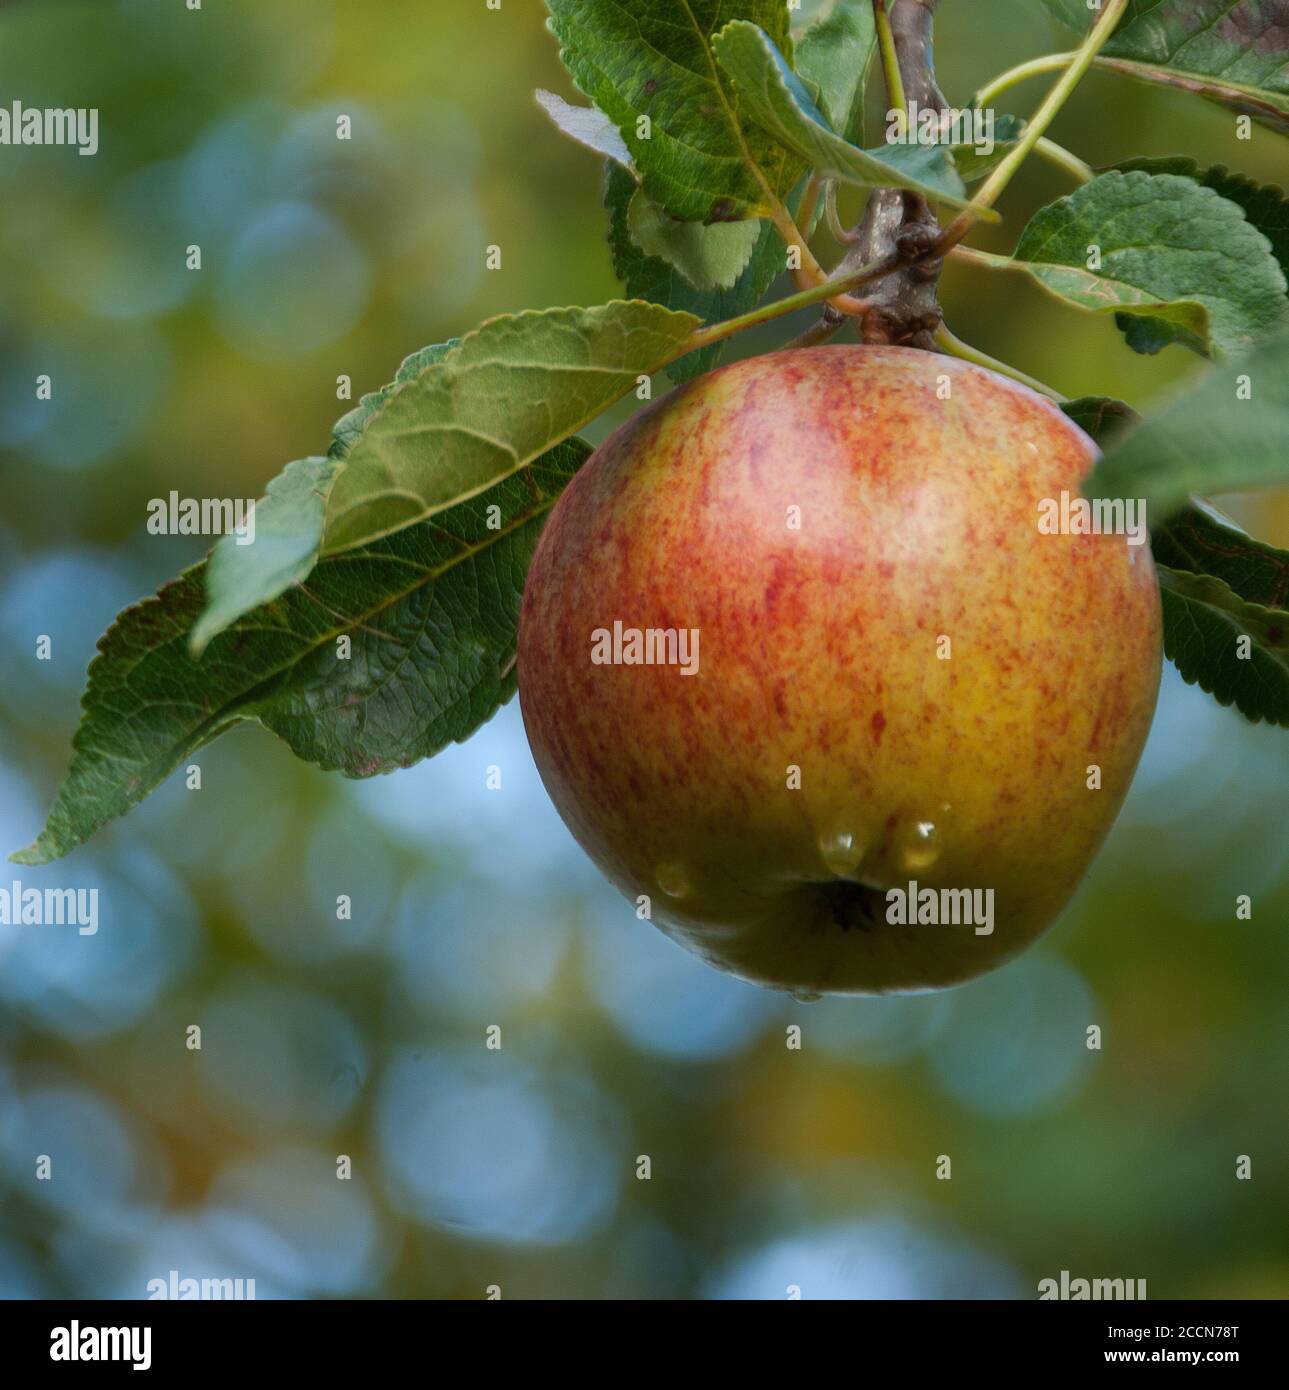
[933,325,1066,402]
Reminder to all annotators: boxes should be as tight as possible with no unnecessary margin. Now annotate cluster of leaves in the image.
[15,0,1289,863]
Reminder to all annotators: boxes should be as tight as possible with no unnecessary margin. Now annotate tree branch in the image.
[888,0,945,111]
[819,0,948,348]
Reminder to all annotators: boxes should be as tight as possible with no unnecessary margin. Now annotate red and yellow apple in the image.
[517,346,1161,995]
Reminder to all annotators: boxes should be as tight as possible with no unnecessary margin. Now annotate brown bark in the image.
[825,0,949,348]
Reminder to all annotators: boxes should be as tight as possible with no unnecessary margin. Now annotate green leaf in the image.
[1108,158,1289,355]
[1040,0,1289,134]
[1075,416,1289,722]
[1156,564,1289,726]
[794,0,876,144]
[604,163,786,383]
[1154,500,1289,610]
[1159,566,1289,650]
[193,341,461,654]
[191,456,339,655]
[546,0,805,221]
[626,185,763,289]
[321,300,701,554]
[710,20,981,213]
[535,89,634,167]
[1087,328,1289,519]
[950,112,1024,183]
[1012,171,1289,359]
[1113,158,1289,276]
[1152,502,1289,724]
[330,341,462,460]
[1061,395,1139,447]
[13,438,593,865]
[1114,313,1200,357]
[1038,0,1107,30]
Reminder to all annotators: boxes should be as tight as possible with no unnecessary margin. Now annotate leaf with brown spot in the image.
[1042,0,1289,133]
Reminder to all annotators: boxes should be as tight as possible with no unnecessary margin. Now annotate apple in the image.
[517,346,1161,995]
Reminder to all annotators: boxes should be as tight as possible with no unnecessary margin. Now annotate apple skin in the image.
[517,346,1161,995]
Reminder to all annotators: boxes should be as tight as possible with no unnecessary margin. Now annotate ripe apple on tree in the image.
[15,0,1289,1015]
[518,346,1162,995]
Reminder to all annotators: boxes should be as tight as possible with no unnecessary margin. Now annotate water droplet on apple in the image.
[897,817,941,871]
[818,827,866,877]
[655,862,692,899]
